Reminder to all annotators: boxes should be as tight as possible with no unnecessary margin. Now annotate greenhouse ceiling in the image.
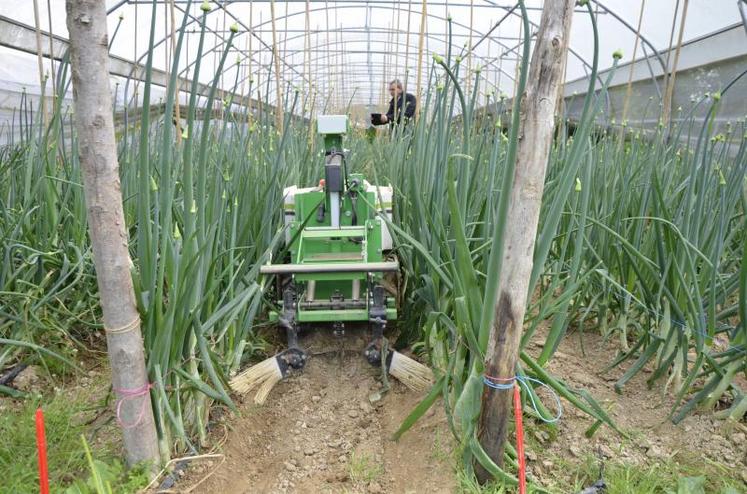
[0,0,744,121]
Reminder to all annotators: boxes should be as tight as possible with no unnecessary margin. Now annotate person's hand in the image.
[381,115,388,124]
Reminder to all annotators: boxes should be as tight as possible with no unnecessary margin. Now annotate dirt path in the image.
[524,329,747,488]
[177,327,746,493]
[182,330,455,494]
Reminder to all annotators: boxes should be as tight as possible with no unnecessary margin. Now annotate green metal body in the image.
[268,117,396,324]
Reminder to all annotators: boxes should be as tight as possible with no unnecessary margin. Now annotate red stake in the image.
[513,384,526,494]
[35,408,50,494]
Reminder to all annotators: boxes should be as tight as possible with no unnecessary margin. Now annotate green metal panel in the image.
[294,273,366,282]
[302,226,366,238]
[323,134,343,150]
[272,124,397,326]
[297,308,397,323]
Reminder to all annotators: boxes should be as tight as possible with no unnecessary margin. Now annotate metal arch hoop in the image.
[104,0,668,115]
[266,35,519,84]
[226,2,604,88]
[587,0,668,74]
[105,1,599,112]
[105,1,312,111]
[247,57,507,108]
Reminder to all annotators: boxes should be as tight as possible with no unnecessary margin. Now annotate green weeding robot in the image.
[230,116,432,404]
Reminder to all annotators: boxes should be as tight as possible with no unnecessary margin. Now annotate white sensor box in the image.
[317,115,348,134]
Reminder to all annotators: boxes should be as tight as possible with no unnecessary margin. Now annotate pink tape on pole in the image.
[113,382,153,429]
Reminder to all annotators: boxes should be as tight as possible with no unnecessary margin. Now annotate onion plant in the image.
[0,0,743,483]
[0,1,310,456]
[359,2,745,484]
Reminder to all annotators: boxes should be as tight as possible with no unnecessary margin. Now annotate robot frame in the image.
[230,115,432,404]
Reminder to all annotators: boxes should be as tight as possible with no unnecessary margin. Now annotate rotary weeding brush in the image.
[386,351,434,392]
[364,288,433,393]
[229,350,306,405]
[230,292,307,404]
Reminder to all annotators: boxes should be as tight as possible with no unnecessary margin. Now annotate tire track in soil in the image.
[183,331,455,493]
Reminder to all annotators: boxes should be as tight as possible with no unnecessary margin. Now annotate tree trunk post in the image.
[475,0,575,483]
[65,0,160,469]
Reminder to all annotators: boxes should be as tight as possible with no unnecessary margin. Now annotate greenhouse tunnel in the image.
[2,1,745,133]
[1,1,746,493]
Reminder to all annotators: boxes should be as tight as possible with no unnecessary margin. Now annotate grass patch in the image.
[565,453,745,494]
[456,468,546,494]
[430,429,453,464]
[0,381,147,493]
[349,451,384,484]
[64,437,150,494]
[454,450,745,494]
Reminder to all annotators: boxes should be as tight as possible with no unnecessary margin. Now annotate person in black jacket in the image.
[374,79,416,127]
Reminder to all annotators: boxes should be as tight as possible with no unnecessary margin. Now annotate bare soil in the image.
[172,327,747,493]
[180,330,455,494]
[523,329,747,488]
[6,322,743,492]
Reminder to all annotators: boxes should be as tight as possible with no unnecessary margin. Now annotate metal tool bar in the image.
[260,261,399,274]
[300,300,367,309]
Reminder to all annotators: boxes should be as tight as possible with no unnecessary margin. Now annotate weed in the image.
[63,436,150,494]
[430,429,454,464]
[565,453,745,494]
[349,451,384,484]
[0,382,145,493]
[457,468,546,494]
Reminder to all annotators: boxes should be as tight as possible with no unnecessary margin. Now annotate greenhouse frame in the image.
[1,1,746,493]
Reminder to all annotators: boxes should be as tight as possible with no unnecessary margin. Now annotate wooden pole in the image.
[404,0,412,97]
[65,0,160,469]
[314,24,319,97]
[220,5,226,100]
[239,36,248,123]
[466,0,474,97]
[662,0,689,127]
[415,0,427,119]
[389,25,394,106]
[133,2,139,100]
[214,16,219,95]
[304,0,311,116]
[395,3,401,88]
[338,23,344,112]
[343,32,349,113]
[337,25,342,113]
[283,1,290,108]
[485,38,492,105]
[46,0,57,101]
[247,0,254,126]
[164,2,170,78]
[391,1,399,120]
[555,27,570,123]
[309,25,318,144]
[513,20,522,98]
[619,0,645,139]
[32,0,49,128]
[475,0,575,483]
[270,0,284,131]
[258,11,263,101]
[497,26,503,92]
[661,0,680,101]
[324,1,331,108]
[444,0,448,50]
[248,2,254,79]
[169,0,182,142]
